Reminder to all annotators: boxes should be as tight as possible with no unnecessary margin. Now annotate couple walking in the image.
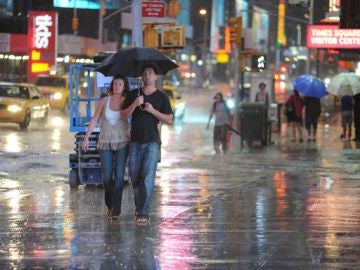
[284,89,321,142]
[82,65,173,224]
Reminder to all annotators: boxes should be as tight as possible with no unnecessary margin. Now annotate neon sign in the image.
[307,25,360,48]
[28,11,58,83]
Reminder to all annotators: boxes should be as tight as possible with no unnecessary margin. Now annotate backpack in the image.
[213,101,231,118]
[285,98,295,117]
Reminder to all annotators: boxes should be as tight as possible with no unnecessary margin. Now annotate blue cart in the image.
[68,64,105,188]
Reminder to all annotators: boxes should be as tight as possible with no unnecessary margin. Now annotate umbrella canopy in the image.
[327,72,360,96]
[292,75,328,98]
[95,47,179,78]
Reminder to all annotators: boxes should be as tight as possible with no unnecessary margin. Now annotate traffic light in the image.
[251,54,266,72]
[228,16,242,48]
[72,17,79,31]
[167,0,181,18]
[143,26,159,48]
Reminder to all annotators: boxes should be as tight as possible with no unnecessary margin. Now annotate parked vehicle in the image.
[0,82,50,130]
[34,74,71,113]
[162,84,186,120]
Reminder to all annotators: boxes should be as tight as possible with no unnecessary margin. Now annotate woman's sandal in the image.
[106,209,111,217]
[136,216,150,225]
[111,215,120,221]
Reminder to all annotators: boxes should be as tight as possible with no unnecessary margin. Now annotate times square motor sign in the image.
[28,11,58,83]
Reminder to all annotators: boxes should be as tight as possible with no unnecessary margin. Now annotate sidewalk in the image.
[1,93,360,269]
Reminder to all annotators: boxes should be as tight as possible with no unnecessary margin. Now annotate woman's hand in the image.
[82,138,88,152]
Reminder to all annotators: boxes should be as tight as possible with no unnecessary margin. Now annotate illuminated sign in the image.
[53,0,120,9]
[28,11,58,83]
[277,0,286,46]
[142,1,165,18]
[307,25,360,48]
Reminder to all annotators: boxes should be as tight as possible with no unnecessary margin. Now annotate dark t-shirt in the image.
[304,96,321,118]
[341,95,352,111]
[122,89,173,144]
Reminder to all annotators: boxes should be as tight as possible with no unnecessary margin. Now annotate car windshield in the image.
[34,77,66,87]
[0,85,29,99]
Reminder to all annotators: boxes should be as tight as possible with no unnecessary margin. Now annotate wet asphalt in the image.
[1,88,360,269]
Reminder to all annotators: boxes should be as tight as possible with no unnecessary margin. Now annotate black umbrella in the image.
[95,47,179,78]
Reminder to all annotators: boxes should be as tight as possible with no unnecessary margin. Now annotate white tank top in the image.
[105,97,120,126]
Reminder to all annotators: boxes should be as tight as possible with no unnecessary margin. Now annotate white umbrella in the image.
[327,72,360,96]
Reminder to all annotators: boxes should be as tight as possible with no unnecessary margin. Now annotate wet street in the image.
[1,86,360,269]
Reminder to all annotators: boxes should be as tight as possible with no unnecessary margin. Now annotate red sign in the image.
[307,25,360,49]
[142,1,165,18]
[28,11,58,83]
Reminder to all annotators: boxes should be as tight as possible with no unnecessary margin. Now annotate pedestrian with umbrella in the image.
[292,75,328,142]
[121,65,174,224]
[340,93,353,140]
[284,89,304,142]
[353,93,360,142]
[304,96,321,142]
[327,72,360,141]
[96,47,178,224]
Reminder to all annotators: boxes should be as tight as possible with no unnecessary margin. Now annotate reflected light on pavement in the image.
[161,124,170,147]
[5,133,21,152]
[3,179,21,212]
[51,116,64,127]
[51,129,61,151]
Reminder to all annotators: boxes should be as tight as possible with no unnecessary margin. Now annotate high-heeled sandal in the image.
[136,216,150,225]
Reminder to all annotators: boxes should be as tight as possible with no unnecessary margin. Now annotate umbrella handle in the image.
[137,79,141,96]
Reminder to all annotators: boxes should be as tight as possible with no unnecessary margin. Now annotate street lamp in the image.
[199,8,209,85]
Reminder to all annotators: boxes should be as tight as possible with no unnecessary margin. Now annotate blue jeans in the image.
[100,146,128,216]
[129,142,159,217]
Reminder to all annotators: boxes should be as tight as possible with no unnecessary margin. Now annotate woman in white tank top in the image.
[82,74,130,220]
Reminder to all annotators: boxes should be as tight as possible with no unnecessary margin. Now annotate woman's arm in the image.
[82,98,106,151]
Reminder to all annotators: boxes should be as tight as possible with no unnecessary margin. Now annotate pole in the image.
[231,45,241,152]
[306,0,314,75]
[132,0,142,47]
[73,8,77,36]
[98,0,103,51]
[203,14,209,84]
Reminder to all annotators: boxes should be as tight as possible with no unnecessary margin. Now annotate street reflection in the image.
[51,129,61,151]
[4,133,21,152]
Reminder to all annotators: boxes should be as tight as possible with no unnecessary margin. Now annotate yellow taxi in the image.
[0,82,50,130]
[34,74,71,112]
[162,84,186,120]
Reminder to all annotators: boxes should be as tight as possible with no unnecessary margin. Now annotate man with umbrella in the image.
[304,96,321,142]
[121,65,173,224]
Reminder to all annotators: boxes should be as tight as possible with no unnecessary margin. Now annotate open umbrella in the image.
[327,72,360,96]
[292,75,328,98]
[96,47,179,78]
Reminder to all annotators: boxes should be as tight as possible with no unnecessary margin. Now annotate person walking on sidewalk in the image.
[353,93,360,142]
[304,96,321,142]
[284,89,304,142]
[255,82,270,113]
[340,95,353,140]
[206,92,233,154]
[121,65,173,224]
[82,74,130,220]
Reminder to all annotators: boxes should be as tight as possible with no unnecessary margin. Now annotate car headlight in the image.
[54,92,63,100]
[7,105,22,113]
